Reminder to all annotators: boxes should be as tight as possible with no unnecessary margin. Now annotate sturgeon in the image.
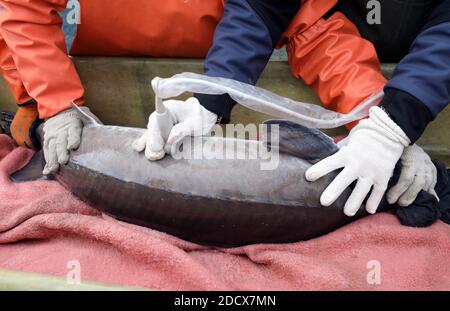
[11,106,376,247]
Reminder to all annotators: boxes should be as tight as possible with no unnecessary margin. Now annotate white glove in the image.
[43,106,100,175]
[132,97,218,160]
[306,106,411,216]
[386,144,439,206]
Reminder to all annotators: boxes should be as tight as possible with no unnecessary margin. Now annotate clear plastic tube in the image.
[151,72,384,129]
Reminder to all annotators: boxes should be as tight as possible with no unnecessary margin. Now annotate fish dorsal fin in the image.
[10,150,51,182]
[71,102,102,127]
[262,119,338,163]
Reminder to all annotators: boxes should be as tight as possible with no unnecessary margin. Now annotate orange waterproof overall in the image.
[0,27,38,147]
[0,0,386,147]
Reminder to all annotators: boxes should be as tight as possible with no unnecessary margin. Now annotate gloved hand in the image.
[10,100,42,150]
[43,106,100,175]
[387,144,439,206]
[306,106,411,216]
[132,97,218,160]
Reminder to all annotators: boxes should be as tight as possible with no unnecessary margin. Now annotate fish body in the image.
[12,113,363,247]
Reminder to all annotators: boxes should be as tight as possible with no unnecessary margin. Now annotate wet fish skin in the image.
[47,123,362,247]
[10,109,367,247]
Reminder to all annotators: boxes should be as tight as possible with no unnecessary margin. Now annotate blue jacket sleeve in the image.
[380,0,450,142]
[195,0,300,123]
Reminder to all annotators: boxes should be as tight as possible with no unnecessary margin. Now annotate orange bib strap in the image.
[278,0,337,47]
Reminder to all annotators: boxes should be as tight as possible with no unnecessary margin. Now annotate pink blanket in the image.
[0,134,449,290]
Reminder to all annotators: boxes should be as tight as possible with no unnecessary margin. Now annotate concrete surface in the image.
[0,269,146,291]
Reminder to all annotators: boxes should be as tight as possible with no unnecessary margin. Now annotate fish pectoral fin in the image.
[262,119,339,163]
[10,150,51,182]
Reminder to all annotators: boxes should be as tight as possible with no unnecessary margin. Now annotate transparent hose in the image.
[152,72,384,129]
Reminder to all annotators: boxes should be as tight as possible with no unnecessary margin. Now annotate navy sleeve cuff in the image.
[380,88,434,144]
[194,93,236,124]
